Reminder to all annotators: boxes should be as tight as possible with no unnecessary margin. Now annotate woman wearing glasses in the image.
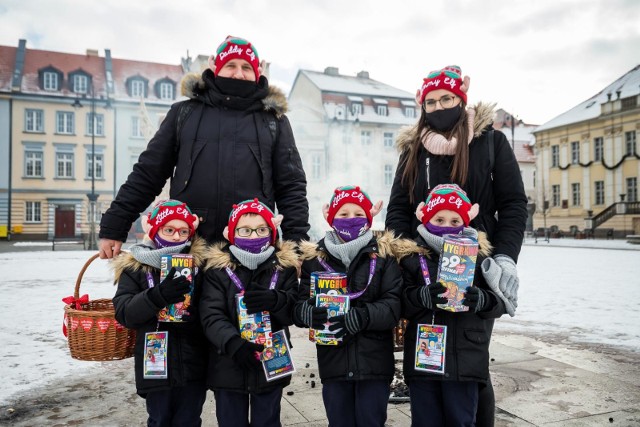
[386,66,527,426]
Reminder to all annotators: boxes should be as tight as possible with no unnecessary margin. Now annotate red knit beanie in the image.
[326,186,374,226]
[147,199,198,240]
[227,198,277,244]
[420,184,473,226]
[417,65,467,106]
[214,35,260,81]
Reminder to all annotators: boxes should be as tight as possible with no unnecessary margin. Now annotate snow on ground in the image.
[0,240,639,405]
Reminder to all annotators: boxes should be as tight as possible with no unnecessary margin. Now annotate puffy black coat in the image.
[386,103,528,263]
[395,234,504,384]
[99,70,310,244]
[199,241,299,394]
[295,232,402,384]
[111,237,209,396]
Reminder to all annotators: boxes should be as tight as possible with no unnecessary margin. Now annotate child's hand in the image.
[328,307,369,337]
[462,286,489,313]
[294,297,328,329]
[232,341,264,370]
[243,289,278,314]
[150,267,191,306]
[418,282,448,309]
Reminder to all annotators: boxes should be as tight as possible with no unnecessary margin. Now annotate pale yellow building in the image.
[532,65,640,238]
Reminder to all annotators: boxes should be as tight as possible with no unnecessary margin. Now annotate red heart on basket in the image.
[114,320,125,332]
[71,318,80,331]
[97,319,111,333]
[80,319,94,331]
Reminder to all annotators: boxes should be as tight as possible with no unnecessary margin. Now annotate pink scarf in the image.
[421,109,476,155]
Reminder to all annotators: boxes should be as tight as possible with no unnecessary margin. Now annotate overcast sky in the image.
[1,0,638,125]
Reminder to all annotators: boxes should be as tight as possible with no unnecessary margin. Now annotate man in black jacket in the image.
[99,35,309,259]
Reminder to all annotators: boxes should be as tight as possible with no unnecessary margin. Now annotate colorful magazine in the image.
[158,254,195,322]
[262,329,296,381]
[309,272,347,342]
[315,291,350,345]
[236,294,273,357]
[414,324,446,374]
[436,234,478,312]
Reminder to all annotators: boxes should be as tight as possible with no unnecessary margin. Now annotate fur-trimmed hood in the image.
[110,235,208,282]
[393,231,493,261]
[395,102,497,153]
[180,72,288,118]
[299,230,401,262]
[203,240,299,271]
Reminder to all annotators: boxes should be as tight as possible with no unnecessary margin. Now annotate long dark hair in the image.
[400,103,470,203]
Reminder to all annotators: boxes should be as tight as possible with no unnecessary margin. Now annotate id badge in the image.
[143,331,168,379]
[414,323,447,374]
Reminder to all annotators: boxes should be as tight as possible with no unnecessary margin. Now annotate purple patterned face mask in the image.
[425,223,464,237]
[332,217,370,242]
[234,236,272,254]
[154,235,188,249]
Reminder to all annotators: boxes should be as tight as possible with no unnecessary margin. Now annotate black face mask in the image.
[425,105,463,132]
[214,76,258,98]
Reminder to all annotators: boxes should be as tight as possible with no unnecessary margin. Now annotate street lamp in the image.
[73,84,109,251]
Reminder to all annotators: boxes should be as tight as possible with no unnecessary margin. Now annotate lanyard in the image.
[316,255,377,300]
[224,267,280,292]
[146,266,199,289]
[418,254,432,286]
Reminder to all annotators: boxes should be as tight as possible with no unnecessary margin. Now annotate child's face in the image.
[334,203,367,221]
[158,219,192,243]
[235,214,271,240]
[429,210,464,228]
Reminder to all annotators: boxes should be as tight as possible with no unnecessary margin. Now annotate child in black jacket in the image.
[200,199,299,427]
[293,185,402,427]
[112,199,208,426]
[397,184,505,427]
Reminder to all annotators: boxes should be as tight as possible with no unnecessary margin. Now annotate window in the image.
[571,141,580,164]
[404,107,415,118]
[383,132,394,148]
[87,152,104,180]
[159,82,173,100]
[131,116,144,138]
[551,145,559,167]
[86,113,104,136]
[43,72,59,91]
[376,105,387,116]
[625,131,636,156]
[360,130,372,146]
[56,152,74,178]
[351,103,362,116]
[384,164,393,186]
[25,150,43,177]
[311,154,321,180]
[551,185,560,207]
[621,96,637,111]
[627,177,638,202]
[25,201,41,223]
[594,137,603,161]
[594,181,605,205]
[56,112,74,134]
[131,80,145,98]
[73,74,88,94]
[571,183,580,206]
[25,109,43,132]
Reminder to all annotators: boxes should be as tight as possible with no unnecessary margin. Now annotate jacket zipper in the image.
[425,157,431,192]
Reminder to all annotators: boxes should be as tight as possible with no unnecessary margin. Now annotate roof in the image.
[535,65,640,132]
[110,57,183,102]
[0,45,17,92]
[299,69,413,99]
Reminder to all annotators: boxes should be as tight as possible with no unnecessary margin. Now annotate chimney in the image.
[86,49,99,57]
[324,67,339,76]
[357,70,369,79]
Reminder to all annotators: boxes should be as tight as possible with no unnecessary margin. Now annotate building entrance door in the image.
[55,205,76,238]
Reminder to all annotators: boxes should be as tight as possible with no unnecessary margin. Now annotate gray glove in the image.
[481,257,516,316]
[294,298,328,329]
[418,225,478,254]
[493,255,519,300]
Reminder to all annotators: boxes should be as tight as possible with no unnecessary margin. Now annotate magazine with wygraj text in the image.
[262,329,296,381]
[315,291,350,346]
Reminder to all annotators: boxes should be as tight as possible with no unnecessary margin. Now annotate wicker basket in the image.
[64,253,136,361]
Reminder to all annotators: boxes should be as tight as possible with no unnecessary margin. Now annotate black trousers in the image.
[213,387,284,427]
[145,383,207,427]
[408,380,478,427]
[322,379,390,427]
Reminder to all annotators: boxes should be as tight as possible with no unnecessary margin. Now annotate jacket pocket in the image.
[171,139,208,195]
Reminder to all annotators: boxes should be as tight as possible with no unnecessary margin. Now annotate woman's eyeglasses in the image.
[423,95,458,112]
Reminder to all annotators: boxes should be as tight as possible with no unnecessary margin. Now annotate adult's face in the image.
[216,58,256,81]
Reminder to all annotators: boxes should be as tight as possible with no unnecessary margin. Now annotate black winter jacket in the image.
[111,237,209,396]
[386,103,528,263]
[396,234,504,384]
[99,70,310,244]
[199,241,299,394]
[295,232,402,384]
